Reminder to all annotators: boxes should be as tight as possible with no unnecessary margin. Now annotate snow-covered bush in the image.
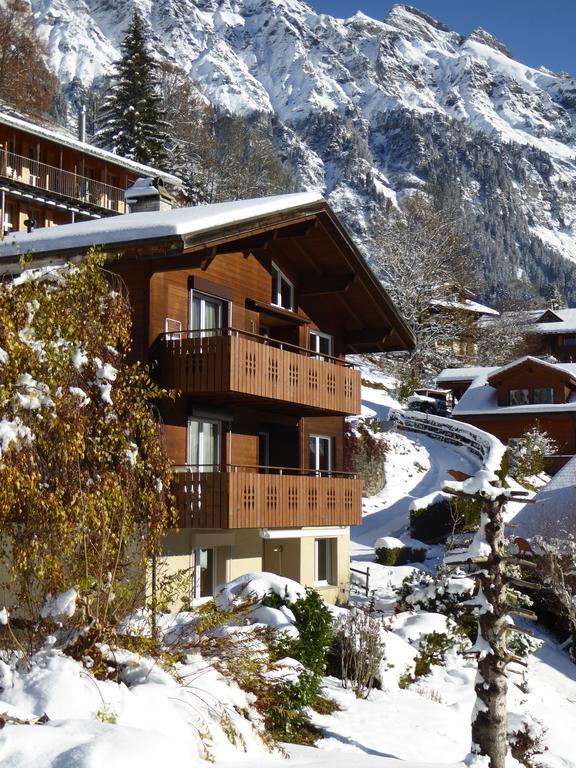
[396,568,475,638]
[374,536,426,566]
[508,425,557,483]
[0,254,173,646]
[399,628,465,688]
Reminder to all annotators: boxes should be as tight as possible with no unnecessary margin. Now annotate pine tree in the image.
[95,9,168,168]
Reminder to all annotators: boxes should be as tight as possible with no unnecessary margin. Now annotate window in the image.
[309,435,334,474]
[187,418,221,471]
[271,262,294,311]
[509,389,529,406]
[533,387,554,405]
[314,539,334,585]
[309,330,333,359]
[193,547,215,598]
[563,335,576,346]
[190,291,225,338]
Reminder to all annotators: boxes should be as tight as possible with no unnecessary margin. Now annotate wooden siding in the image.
[157,332,360,415]
[174,470,362,529]
[455,412,576,455]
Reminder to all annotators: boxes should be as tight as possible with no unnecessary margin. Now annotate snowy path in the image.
[350,429,480,560]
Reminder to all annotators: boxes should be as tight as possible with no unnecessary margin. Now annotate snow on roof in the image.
[487,355,576,383]
[430,297,499,315]
[0,109,182,187]
[0,193,325,259]
[436,366,497,383]
[500,307,576,334]
[452,359,576,416]
[513,456,576,537]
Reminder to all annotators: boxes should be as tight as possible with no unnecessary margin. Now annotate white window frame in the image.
[309,329,334,359]
[164,317,182,340]
[309,434,334,474]
[187,417,221,471]
[189,290,227,338]
[192,547,215,599]
[314,538,333,586]
[271,262,294,311]
[509,388,529,406]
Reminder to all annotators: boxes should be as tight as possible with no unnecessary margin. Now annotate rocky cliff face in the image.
[32,0,576,303]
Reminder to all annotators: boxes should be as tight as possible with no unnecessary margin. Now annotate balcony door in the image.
[187,418,221,471]
[309,330,333,360]
[309,435,334,475]
[190,291,225,338]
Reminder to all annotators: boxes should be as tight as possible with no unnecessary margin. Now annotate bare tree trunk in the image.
[470,499,508,768]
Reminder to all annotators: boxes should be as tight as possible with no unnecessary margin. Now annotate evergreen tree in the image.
[95,9,168,168]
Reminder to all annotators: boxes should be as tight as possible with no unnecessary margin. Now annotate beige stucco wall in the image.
[159,525,351,608]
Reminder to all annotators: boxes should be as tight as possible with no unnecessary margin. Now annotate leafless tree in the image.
[371,193,476,386]
[0,0,58,117]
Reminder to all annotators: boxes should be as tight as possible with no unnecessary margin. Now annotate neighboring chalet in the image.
[431,287,498,360]
[0,106,181,233]
[446,356,576,470]
[483,308,576,363]
[0,192,415,603]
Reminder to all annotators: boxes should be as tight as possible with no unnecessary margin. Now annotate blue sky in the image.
[310,1,576,76]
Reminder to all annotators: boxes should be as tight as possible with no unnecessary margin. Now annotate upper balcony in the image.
[173,464,362,529]
[1,151,126,215]
[154,328,361,416]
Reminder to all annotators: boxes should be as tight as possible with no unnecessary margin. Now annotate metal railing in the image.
[0,151,126,212]
[172,463,357,479]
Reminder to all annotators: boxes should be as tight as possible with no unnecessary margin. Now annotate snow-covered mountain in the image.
[32,0,576,303]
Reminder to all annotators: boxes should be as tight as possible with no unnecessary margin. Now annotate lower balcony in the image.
[173,465,362,529]
[155,329,361,415]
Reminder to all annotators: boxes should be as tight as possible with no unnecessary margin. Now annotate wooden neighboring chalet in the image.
[0,106,181,233]
[446,356,576,472]
[0,192,415,603]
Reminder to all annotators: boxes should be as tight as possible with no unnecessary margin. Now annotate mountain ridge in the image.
[31,0,576,304]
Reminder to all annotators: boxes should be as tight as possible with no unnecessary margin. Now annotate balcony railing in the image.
[155,328,361,415]
[173,464,362,529]
[0,151,126,213]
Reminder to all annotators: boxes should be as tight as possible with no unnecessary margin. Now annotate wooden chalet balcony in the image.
[0,151,126,213]
[173,464,362,529]
[156,328,361,415]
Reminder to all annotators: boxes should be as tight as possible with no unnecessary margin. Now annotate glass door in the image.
[309,330,333,360]
[193,547,215,598]
[309,435,334,475]
[190,291,224,338]
[187,418,221,471]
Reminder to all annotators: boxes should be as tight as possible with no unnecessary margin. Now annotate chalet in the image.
[431,287,499,360]
[450,356,576,469]
[0,106,181,233]
[482,308,576,363]
[0,192,415,603]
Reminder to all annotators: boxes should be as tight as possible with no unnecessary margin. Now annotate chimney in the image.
[78,105,86,143]
[124,177,176,213]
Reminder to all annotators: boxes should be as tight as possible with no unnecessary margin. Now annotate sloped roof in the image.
[498,308,576,335]
[436,366,497,384]
[513,456,576,537]
[487,355,576,387]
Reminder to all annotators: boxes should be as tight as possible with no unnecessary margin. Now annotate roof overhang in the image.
[0,195,415,353]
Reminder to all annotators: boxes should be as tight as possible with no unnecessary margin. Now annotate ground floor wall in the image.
[159,526,351,608]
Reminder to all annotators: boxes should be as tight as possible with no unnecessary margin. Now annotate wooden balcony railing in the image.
[156,328,361,415]
[0,151,126,213]
[173,464,362,529]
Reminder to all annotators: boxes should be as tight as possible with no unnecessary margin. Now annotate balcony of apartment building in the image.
[0,151,126,215]
[172,463,362,530]
[153,327,361,416]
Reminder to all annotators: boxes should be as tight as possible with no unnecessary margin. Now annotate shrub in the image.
[335,607,384,699]
[399,627,467,688]
[375,544,426,566]
[410,497,480,544]
[344,418,387,495]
